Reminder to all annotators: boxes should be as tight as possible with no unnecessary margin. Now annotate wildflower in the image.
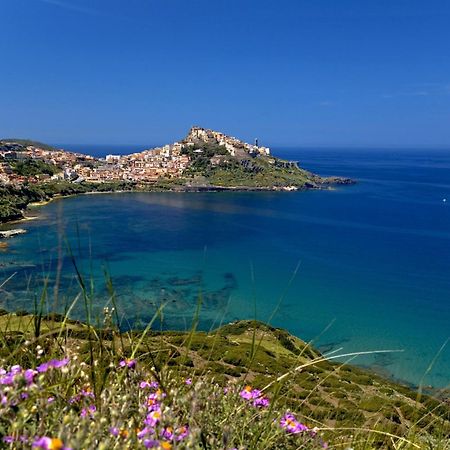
[185,378,192,385]
[161,426,174,440]
[36,358,70,373]
[239,385,254,400]
[80,404,96,418]
[24,368,37,385]
[143,439,159,448]
[32,436,71,450]
[69,387,95,404]
[144,410,162,427]
[119,358,136,369]
[47,396,55,404]
[137,427,155,439]
[146,397,160,411]
[176,425,189,441]
[239,386,269,407]
[280,413,309,434]
[160,442,172,450]
[140,380,159,389]
[253,396,270,408]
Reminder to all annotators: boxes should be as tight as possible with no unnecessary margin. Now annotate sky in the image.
[1,0,450,148]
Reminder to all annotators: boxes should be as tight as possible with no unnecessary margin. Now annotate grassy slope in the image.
[182,144,350,189]
[1,313,448,447]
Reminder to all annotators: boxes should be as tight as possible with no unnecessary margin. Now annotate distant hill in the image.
[0,138,59,152]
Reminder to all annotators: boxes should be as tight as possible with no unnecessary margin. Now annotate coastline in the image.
[0,177,355,227]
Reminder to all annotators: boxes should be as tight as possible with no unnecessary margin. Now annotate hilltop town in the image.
[0,127,353,223]
[0,127,273,185]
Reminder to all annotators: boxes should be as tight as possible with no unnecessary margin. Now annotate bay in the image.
[1,148,450,388]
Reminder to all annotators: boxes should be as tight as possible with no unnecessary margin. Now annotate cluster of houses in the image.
[0,142,97,184]
[0,127,271,186]
[0,141,190,185]
[91,143,190,182]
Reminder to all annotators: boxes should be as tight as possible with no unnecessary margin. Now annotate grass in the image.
[0,307,449,449]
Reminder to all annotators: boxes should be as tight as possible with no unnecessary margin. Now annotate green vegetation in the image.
[9,158,60,177]
[0,181,136,223]
[0,309,449,448]
[181,142,335,189]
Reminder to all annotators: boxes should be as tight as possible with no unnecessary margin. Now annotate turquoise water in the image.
[1,148,450,387]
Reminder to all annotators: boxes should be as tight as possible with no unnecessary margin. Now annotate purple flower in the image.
[144,410,162,427]
[239,385,254,400]
[239,385,269,407]
[80,404,96,418]
[137,427,155,440]
[119,358,136,369]
[109,427,128,438]
[280,413,309,434]
[253,396,270,408]
[160,426,174,440]
[11,365,22,374]
[24,369,37,385]
[32,436,71,449]
[143,439,159,448]
[140,380,159,389]
[176,425,189,441]
[37,358,69,373]
[185,378,192,385]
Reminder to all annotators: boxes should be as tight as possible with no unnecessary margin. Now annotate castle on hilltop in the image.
[186,126,270,157]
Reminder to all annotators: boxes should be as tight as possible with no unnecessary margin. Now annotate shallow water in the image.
[1,148,450,387]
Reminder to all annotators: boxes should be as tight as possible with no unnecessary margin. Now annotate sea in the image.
[1,145,449,388]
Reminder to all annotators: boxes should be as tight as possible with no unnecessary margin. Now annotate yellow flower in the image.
[160,442,172,450]
[48,439,64,450]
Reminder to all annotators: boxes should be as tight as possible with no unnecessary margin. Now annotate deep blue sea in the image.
[1,147,450,388]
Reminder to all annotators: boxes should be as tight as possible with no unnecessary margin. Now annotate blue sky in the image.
[1,0,449,147]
